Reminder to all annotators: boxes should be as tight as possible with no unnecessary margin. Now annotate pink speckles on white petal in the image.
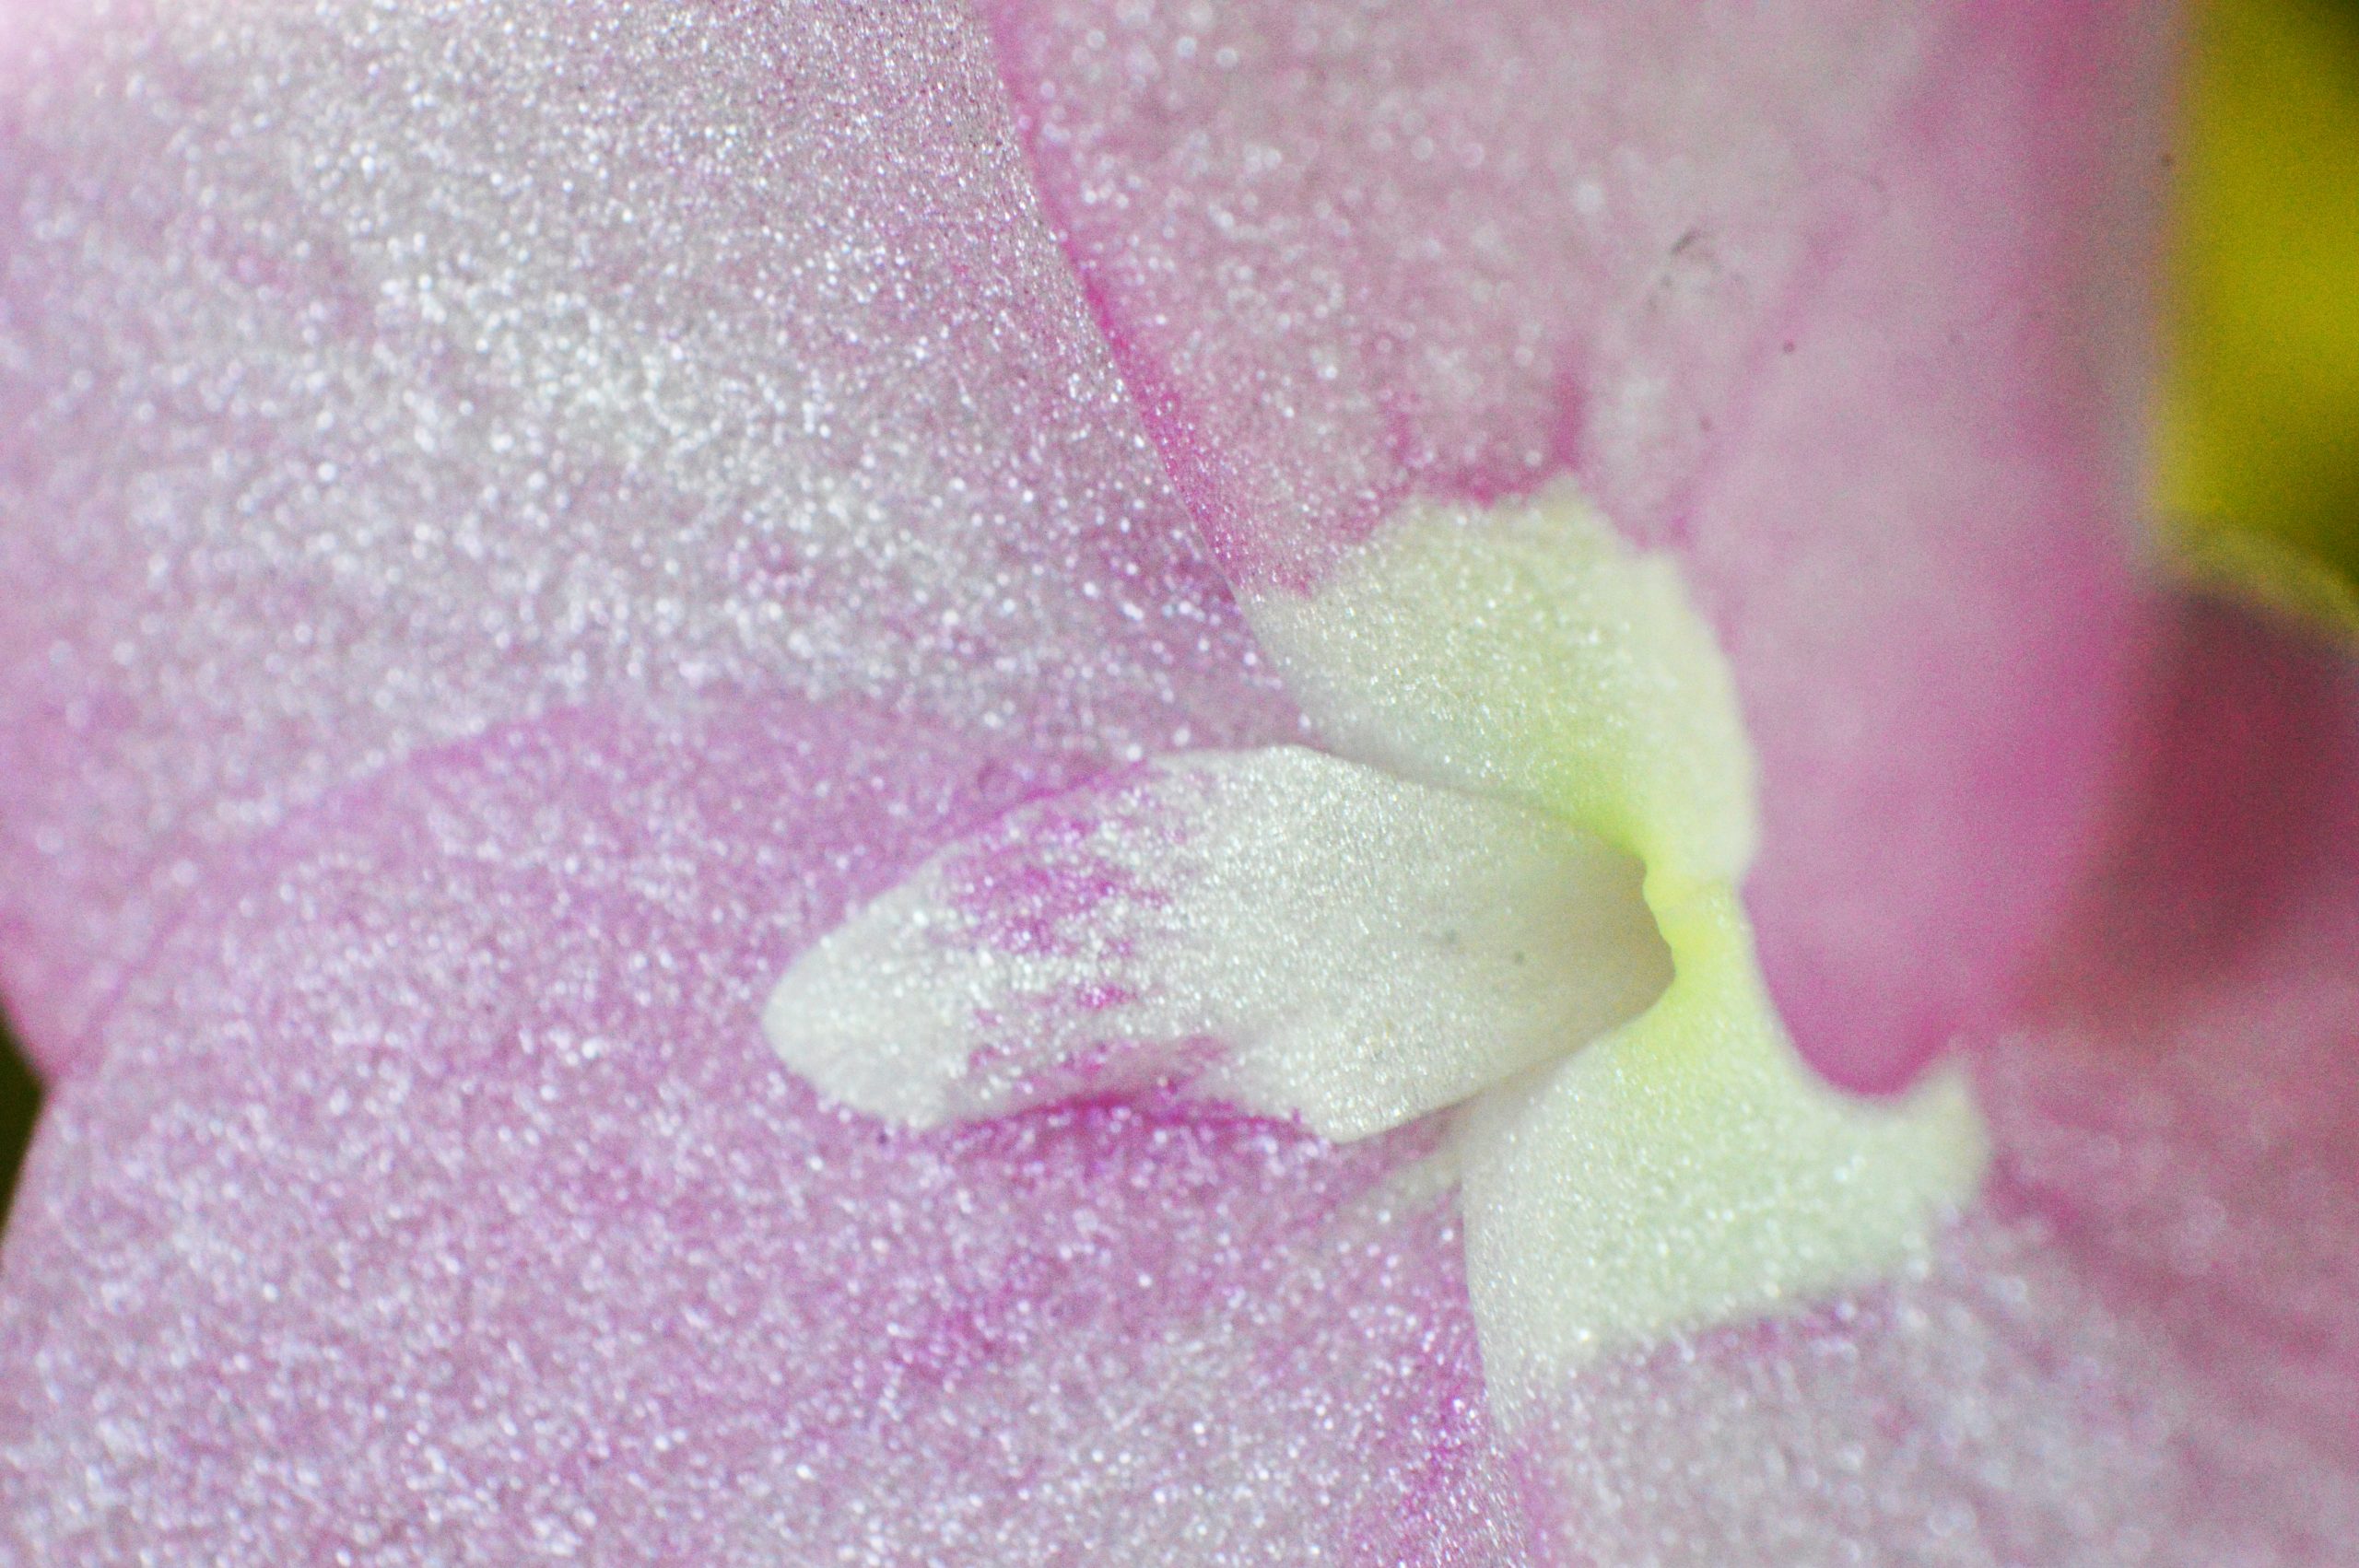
[1,604,2353,1564]
[0,698,1530,1564]
[765,745,1668,1141]
[4,0,2355,1562]
[985,0,2160,1087]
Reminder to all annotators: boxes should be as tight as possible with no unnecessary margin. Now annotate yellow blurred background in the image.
[2161,0,2359,633]
[0,0,2355,1215]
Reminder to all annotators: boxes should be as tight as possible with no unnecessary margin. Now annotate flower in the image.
[0,1,2352,1563]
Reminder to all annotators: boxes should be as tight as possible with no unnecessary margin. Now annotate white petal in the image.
[1456,884,1989,1418]
[764,745,1672,1141]
[1241,481,1757,883]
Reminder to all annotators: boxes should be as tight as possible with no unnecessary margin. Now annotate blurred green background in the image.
[2162,0,2359,632]
[0,0,2355,1222]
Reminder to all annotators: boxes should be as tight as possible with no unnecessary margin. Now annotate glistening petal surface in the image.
[984,0,2162,1086]
[0,0,1288,1069]
[0,599,2350,1563]
[4,0,2353,1562]
[0,700,1535,1564]
[765,745,1670,1142]
[1518,599,2359,1564]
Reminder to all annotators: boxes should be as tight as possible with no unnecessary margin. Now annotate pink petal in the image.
[6,0,2353,1561]
[1,597,2351,1562]
[984,0,2166,1086]
[0,698,1528,1563]
[0,0,1288,1071]
[1517,597,2359,1563]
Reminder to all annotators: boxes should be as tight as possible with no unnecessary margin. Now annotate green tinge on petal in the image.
[1455,882,1988,1414]
[1242,481,1758,883]
[767,473,1989,1410]
[1252,484,1989,1405]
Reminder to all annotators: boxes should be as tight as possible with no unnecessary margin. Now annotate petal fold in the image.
[1457,885,1987,1412]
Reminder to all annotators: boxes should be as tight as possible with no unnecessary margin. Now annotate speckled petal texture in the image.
[986,0,2162,1086]
[0,699,1526,1562]
[2,603,2353,1563]
[6,0,2357,1562]
[0,0,1292,1067]
[1522,600,2359,1565]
